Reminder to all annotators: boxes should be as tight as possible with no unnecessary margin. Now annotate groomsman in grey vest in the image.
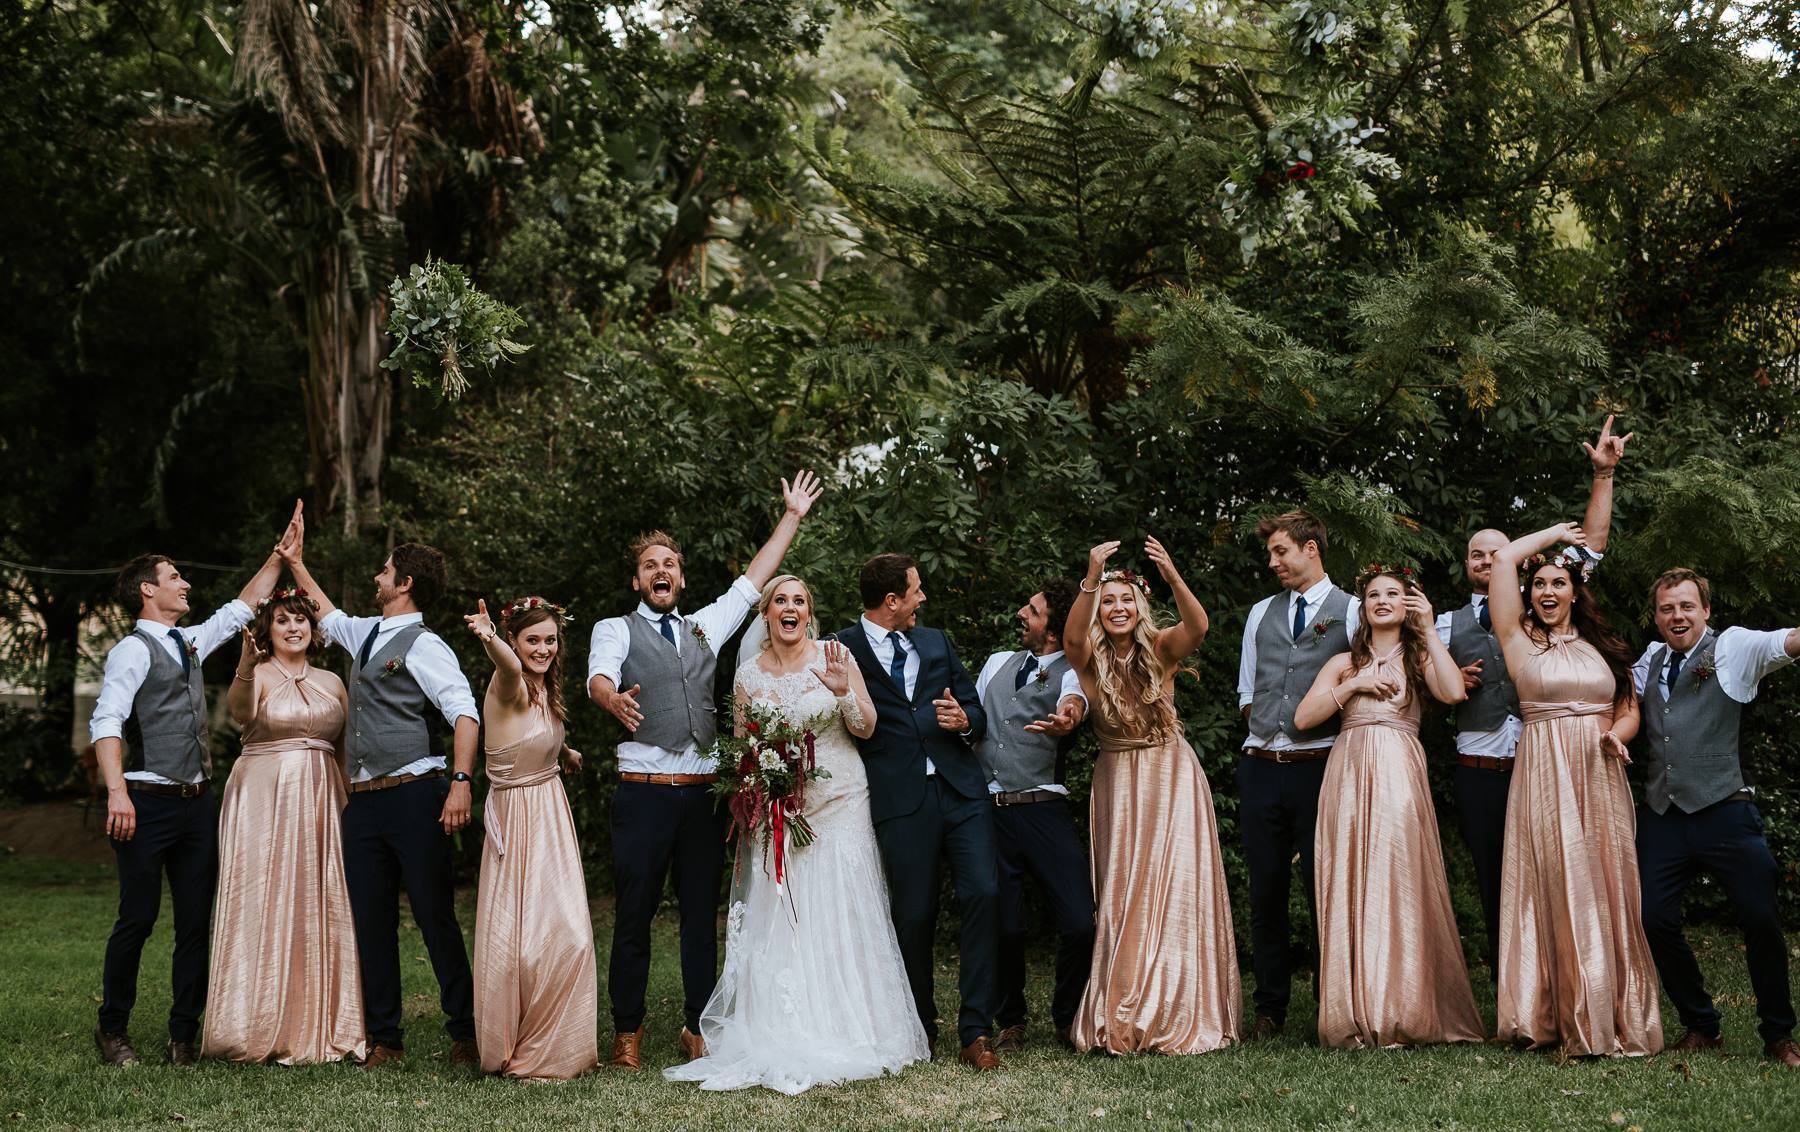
[586,472,822,1070]
[284,534,482,1068]
[1632,568,1800,1068]
[1236,509,1357,1039]
[90,509,296,1066]
[973,578,1093,1053]
[1436,416,1628,979]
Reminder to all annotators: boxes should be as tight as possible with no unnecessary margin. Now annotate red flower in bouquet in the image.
[704,699,833,889]
[1286,161,1317,181]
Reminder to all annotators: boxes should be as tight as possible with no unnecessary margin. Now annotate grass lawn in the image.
[3,853,1798,1131]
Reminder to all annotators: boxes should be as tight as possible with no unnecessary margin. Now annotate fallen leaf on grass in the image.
[1675,1061,1693,1081]
[1560,1089,1584,1097]
[167,1115,185,1124]
[1090,1108,1107,1118]
[1238,1092,1253,1102]
[1275,1087,1293,1096]
[414,1099,429,1108]
[1610,1114,1626,1125]
[1346,1104,1357,1116]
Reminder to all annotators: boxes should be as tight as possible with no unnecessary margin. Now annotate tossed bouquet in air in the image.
[706,699,832,886]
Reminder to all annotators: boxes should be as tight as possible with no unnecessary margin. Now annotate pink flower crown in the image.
[1353,562,1419,595]
[256,587,318,614]
[501,595,567,622]
[1521,546,1596,583]
[1100,568,1148,590]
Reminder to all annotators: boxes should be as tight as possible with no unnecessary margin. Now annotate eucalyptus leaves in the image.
[380,258,529,401]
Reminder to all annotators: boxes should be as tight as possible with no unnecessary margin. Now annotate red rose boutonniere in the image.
[1312,616,1341,640]
[184,639,199,661]
[1690,659,1715,688]
[691,622,710,650]
[1033,667,1050,688]
[380,657,405,679]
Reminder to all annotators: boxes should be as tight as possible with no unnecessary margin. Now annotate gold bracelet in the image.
[1079,578,1100,593]
[1330,685,1344,709]
[233,671,255,684]
[1594,471,1614,480]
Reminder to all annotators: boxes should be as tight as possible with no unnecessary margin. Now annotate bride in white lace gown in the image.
[664,575,929,1095]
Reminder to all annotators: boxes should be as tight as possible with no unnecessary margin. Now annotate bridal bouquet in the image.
[707,699,832,886]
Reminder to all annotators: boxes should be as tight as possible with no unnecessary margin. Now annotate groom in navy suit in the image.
[835,553,1001,1070]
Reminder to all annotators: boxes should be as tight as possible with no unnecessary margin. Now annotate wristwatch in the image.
[452,771,472,783]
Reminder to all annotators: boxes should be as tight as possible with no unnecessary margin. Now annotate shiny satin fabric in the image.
[201,667,365,1064]
[1314,660,1484,1049]
[474,700,599,1080]
[1072,692,1240,1055]
[1497,634,1663,1056]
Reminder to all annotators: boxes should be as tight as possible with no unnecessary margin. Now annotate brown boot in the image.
[94,1027,138,1067]
[679,1027,706,1062]
[450,1039,480,1068]
[358,1044,404,1069]
[994,1024,1027,1054]
[164,1039,198,1066]
[1765,1038,1800,1069]
[611,1027,644,1071]
[1668,1029,1723,1055]
[959,1035,1001,1071]
[1248,1015,1282,1042]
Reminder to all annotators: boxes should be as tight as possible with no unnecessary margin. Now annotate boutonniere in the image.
[1033,667,1050,688]
[1690,658,1715,688]
[1312,616,1341,640]
[380,657,405,679]
[184,639,199,660]
[690,622,709,649]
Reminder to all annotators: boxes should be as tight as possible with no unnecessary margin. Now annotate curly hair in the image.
[1085,578,1179,742]
[252,592,327,662]
[1520,559,1638,708]
[1346,569,1429,707]
[502,601,566,722]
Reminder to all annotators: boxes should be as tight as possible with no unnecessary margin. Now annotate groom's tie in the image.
[1014,653,1038,690]
[357,626,378,670]
[168,628,191,677]
[1292,595,1307,640]
[886,631,908,692]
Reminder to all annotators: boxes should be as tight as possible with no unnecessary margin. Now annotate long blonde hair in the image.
[1087,579,1178,740]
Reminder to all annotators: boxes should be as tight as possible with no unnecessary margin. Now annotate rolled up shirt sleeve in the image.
[1715,626,1797,702]
[1435,611,1454,649]
[1059,666,1087,706]
[406,634,479,726]
[691,575,763,648]
[89,637,151,744]
[587,616,629,687]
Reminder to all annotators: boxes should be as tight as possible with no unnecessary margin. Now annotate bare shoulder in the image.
[311,667,347,696]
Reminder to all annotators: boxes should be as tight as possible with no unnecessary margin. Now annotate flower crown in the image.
[1522,546,1596,583]
[256,587,318,614]
[1353,562,1419,595]
[501,595,567,622]
[1100,568,1148,590]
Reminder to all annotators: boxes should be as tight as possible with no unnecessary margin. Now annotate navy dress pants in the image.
[1236,754,1328,1024]
[994,798,1095,1032]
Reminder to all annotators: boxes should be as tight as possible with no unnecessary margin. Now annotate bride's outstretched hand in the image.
[782,470,824,518]
[815,639,852,695]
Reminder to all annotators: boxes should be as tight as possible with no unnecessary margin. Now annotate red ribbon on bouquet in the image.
[770,799,786,886]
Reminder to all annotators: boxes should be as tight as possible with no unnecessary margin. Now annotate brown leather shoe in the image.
[94,1027,138,1067]
[164,1039,198,1066]
[450,1038,480,1067]
[1765,1038,1800,1068]
[1248,1015,1282,1042]
[994,1024,1027,1054]
[959,1035,1001,1071]
[358,1044,404,1069]
[1669,1029,1724,1054]
[679,1027,706,1061]
[1054,1025,1077,1052]
[611,1027,644,1071]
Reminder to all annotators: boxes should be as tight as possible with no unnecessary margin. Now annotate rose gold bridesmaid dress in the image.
[201,667,365,1064]
[1496,633,1662,1056]
[1314,653,1484,1048]
[1072,688,1240,1054]
[473,699,599,1079]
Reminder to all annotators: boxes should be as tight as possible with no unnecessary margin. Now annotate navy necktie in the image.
[357,627,378,670]
[887,631,909,692]
[1015,653,1038,691]
[168,628,191,677]
[1292,595,1307,640]
[1477,599,1491,632]
[1665,649,1685,694]
[658,614,677,646]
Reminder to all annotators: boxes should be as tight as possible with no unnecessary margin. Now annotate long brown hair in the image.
[1520,561,1637,707]
[1347,570,1429,705]
[502,603,566,721]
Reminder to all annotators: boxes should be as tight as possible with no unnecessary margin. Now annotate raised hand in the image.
[932,686,969,732]
[1144,536,1180,585]
[604,682,645,732]
[1403,589,1435,630]
[238,626,267,667]
[275,499,305,565]
[1087,540,1121,577]
[1460,659,1484,690]
[814,639,852,695]
[781,470,824,518]
[1582,414,1633,473]
[1024,698,1082,737]
[465,598,497,643]
[1556,522,1589,548]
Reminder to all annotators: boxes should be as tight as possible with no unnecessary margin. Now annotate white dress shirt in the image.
[90,601,255,784]
[1435,594,1523,759]
[320,610,480,782]
[587,575,760,776]
[1238,576,1361,751]
[1631,626,1796,704]
[976,648,1087,795]
[861,615,936,775]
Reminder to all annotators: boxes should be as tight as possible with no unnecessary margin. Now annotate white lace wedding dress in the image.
[662,645,929,1095]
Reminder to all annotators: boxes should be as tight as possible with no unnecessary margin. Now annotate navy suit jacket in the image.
[833,624,988,824]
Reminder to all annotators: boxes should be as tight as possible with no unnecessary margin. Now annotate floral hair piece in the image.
[256,586,318,614]
[1100,568,1148,590]
[501,595,568,622]
[1353,562,1419,595]
[1522,546,1597,583]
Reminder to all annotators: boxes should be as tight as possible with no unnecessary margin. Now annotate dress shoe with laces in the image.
[358,1044,404,1069]
[450,1039,480,1068]
[1765,1038,1800,1069]
[959,1035,1001,1071]
[611,1027,644,1071]
[994,1024,1027,1054]
[1248,1015,1283,1042]
[94,1027,138,1067]
[1668,1029,1724,1055]
[679,1027,706,1062]
[164,1040,198,1066]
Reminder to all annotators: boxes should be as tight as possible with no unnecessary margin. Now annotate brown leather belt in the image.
[1243,747,1330,764]
[994,788,1064,807]
[127,780,209,798]
[349,769,445,794]
[1458,754,1515,772]
[619,772,718,787]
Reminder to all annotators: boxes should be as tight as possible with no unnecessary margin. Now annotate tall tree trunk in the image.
[37,581,84,785]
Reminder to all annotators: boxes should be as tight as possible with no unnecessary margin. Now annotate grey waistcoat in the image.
[976,651,1073,792]
[1247,587,1353,745]
[618,613,718,751]
[1447,602,1519,732]
[1642,630,1744,814]
[125,628,210,781]
[346,622,434,779]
